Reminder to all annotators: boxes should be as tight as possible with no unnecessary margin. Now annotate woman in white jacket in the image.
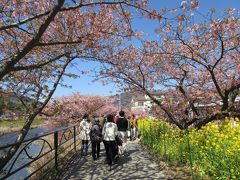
[79,113,92,156]
[102,114,118,171]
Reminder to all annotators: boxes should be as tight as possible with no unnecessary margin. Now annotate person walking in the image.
[130,114,138,140]
[116,110,128,155]
[79,113,92,156]
[102,114,118,171]
[90,119,102,160]
[114,113,118,123]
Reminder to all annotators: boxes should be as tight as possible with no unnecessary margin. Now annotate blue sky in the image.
[53,0,239,98]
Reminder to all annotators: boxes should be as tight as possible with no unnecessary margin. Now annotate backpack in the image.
[90,124,102,142]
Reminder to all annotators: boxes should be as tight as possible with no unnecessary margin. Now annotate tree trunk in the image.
[0,59,70,171]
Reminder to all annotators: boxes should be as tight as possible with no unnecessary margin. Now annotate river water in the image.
[0,126,65,180]
[0,127,48,147]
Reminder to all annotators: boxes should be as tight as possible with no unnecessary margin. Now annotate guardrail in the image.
[0,124,81,180]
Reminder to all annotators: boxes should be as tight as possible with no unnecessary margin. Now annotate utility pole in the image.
[118,93,121,111]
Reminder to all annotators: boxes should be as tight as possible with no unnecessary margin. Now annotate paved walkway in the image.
[60,141,171,180]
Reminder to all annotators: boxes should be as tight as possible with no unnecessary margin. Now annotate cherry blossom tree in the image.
[0,57,73,170]
[0,0,156,170]
[0,0,199,171]
[98,8,240,129]
[0,0,160,81]
[157,7,240,127]
[43,93,117,125]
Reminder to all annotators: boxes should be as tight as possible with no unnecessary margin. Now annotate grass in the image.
[0,118,44,128]
[28,134,81,179]
[0,118,45,136]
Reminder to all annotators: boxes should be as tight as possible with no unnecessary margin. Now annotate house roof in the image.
[131,90,163,102]
[132,94,147,101]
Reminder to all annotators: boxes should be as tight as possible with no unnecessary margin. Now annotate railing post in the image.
[54,131,58,171]
[73,126,76,151]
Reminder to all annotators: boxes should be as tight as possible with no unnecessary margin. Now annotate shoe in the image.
[113,156,119,164]
[93,157,97,160]
[104,159,108,164]
[122,152,128,157]
[108,165,112,171]
[80,150,84,156]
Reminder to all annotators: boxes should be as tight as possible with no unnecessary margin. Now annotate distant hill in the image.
[0,89,33,119]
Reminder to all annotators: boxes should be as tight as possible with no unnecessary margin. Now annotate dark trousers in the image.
[81,140,89,155]
[92,140,100,159]
[104,140,117,166]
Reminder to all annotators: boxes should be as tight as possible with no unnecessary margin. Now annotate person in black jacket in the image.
[116,110,129,155]
[90,119,102,160]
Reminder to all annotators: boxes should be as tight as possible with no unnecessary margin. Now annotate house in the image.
[112,91,161,116]
[130,91,162,116]
[192,95,240,117]
[114,89,240,117]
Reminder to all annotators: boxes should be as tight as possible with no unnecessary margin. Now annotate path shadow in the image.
[59,142,168,180]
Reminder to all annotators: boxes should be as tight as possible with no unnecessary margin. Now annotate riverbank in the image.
[0,118,45,136]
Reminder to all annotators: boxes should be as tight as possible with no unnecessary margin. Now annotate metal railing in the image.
[0,124,81,180]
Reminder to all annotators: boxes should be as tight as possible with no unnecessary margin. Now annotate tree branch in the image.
[0,0,65,81]
[12,54,67,72]
[0,57,73,171]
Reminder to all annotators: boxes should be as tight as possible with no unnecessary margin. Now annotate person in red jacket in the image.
[114,113,118,123]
